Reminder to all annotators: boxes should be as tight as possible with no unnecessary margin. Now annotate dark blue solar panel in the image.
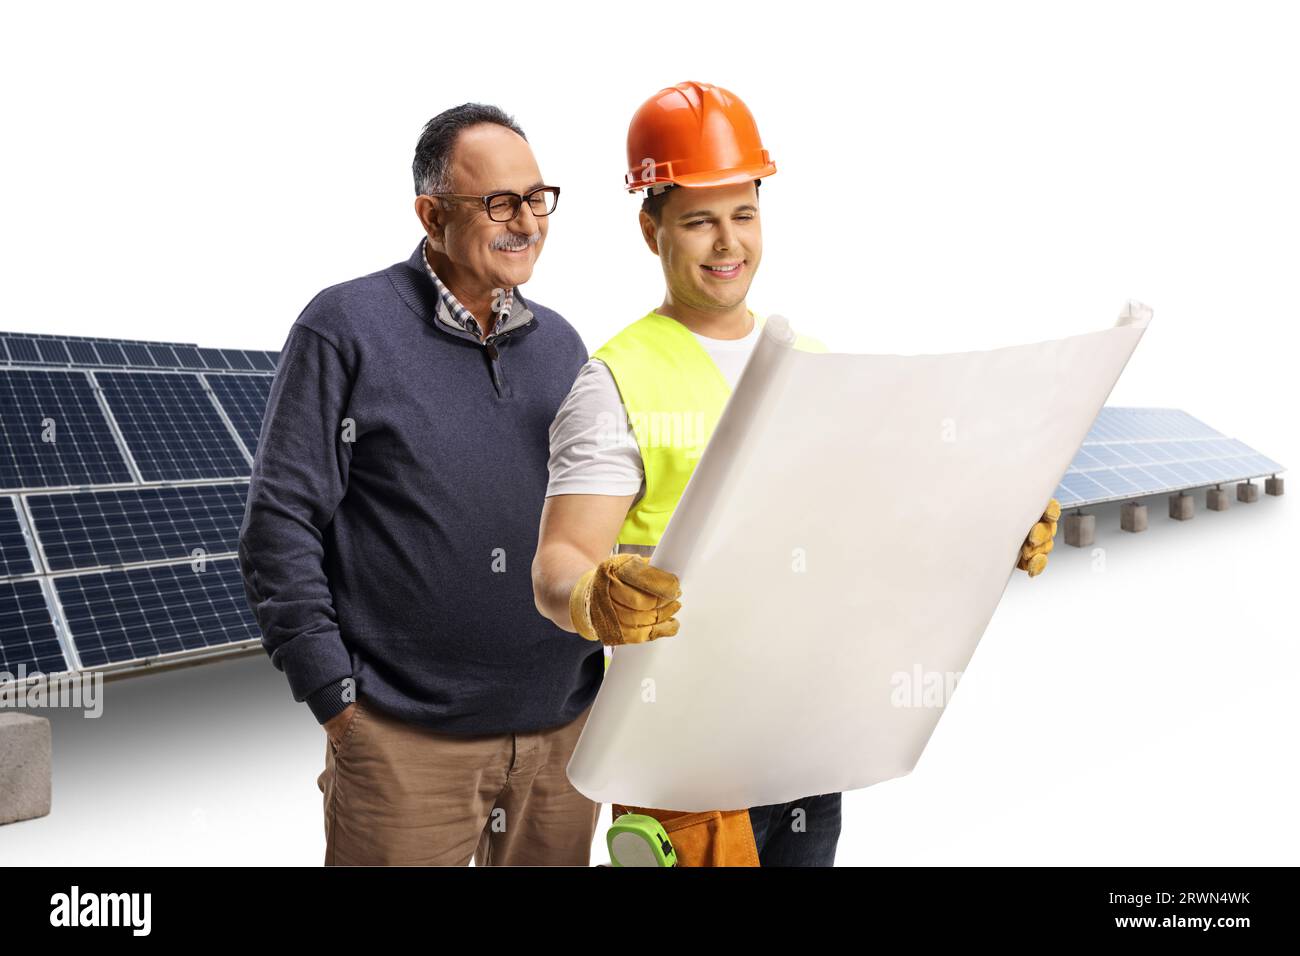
[197,348,229,370]
[36,340,71,364]
[245,351,276,371]
[121,343,155,367]
[0,369,134,490]
[0,497,35,578]
[174,346,205,369]
[147,344,179,367]
[96,371,250,481]
[5,337,40,363]
[26,482,247,572]
[55,558,259,667]
[219,349,253,371]
[0,579,68,677]
[205,374,271,454]
[95,341,127,366]
[66,341,102,365]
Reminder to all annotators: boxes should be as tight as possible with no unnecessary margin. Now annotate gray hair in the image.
[412,103,526,196]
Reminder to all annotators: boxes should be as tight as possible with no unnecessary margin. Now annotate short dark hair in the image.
[413,103,526,196]
[640,177,762,223]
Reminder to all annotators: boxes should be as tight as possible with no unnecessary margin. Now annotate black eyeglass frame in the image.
[428,185,561,222]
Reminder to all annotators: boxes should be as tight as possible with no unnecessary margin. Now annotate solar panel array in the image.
[0,331,274,684]
[1052,408,1285,508]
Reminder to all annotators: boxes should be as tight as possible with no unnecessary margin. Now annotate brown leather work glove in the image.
[1017,497,1062,577]
[569,554,682,646]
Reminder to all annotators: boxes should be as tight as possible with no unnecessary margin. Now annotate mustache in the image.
[491,231,542,251]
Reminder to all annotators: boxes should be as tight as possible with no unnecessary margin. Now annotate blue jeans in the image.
[747,791,842,866]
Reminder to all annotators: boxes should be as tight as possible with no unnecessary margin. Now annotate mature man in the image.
[239,103,604,866]
[532,81,1061,866]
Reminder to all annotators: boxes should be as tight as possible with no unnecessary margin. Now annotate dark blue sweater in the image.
[238,239,603,734]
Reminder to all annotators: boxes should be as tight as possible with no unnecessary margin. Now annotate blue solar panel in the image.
[26,482,247,572]
[121,344,155,367]
[96,371,251,481]
[219,349,254,371]
[205,374,271,454]
[197,348,229,370]
[0,369,134,490]
[54,558,259,667]
[4,337,41,364]
[96,341,128,366]
[66,341,102,365]
[36,339,71,364]
[147,344,179,367]
[1053,408,1285,507]
[174,346,205,369]
[0,497,36,578]
[0,579,68,677]
[245,350,276,371]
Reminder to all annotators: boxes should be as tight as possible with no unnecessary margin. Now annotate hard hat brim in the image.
[627,162,777,192]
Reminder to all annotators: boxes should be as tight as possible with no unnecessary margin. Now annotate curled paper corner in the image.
[762,313,797,346]
[1116,299,1154,328]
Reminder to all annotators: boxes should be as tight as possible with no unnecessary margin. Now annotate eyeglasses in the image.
[429,185,561,223]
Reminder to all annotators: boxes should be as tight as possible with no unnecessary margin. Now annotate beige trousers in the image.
[317,693,601,866]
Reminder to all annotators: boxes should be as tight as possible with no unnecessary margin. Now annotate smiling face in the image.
[419,122,548,295]
[640,180,762,315]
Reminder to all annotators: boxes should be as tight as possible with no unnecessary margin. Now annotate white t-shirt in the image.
[546,316,763,504]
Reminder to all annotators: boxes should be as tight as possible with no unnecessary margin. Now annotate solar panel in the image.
[54,558,260,668]
[0,369,135,490]
[0,497,36,578]
[219,349,254,371]
[1053,408,1286,508]
[4,337,41,363]
[205,374,271,454]
[66,341,103,365]
[0,579,69,677]
[95,371,251,481]
[94,341,128,366]
[36,340,71,364]
[26,482,248,572]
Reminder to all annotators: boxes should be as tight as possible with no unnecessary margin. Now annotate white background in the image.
[1,0,1296,865]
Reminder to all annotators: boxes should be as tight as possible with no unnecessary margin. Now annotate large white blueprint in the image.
[567,302,1153,812]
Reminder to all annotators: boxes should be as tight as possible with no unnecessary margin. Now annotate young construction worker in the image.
[532,81,1061,866]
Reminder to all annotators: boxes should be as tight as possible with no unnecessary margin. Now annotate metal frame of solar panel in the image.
[0,331,277,686]
[1052,408,1286,509]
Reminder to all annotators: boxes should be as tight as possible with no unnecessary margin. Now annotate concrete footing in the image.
[1063,512,1095,547]
[1237,481,1259,503]
[1169,491,1194,521]
[1266,476,1285,496]
[1121,501,1148,533]
[0,713,52,826]
[1207,486,1229,511]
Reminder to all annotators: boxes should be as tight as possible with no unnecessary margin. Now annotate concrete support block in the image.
[1121,501,1148,533]
[1237,481,1259,503]
[0,713,52,826]
[1063,512,1095,547]
[1266,476,1284,496]
[1206,487,1229,511]
[1169,491,1194,521]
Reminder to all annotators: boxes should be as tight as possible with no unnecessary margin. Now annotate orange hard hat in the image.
[624,81,776,193]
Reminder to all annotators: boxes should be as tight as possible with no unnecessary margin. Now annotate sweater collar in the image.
[390,239,536,343]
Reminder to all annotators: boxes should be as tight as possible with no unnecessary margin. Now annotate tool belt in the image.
[612,804,760,867]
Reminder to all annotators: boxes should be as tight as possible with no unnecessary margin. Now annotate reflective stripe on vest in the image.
[592,310,826,548]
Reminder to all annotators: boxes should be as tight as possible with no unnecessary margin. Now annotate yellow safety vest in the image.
[592,309,826,549]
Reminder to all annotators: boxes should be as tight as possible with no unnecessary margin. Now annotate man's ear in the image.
[638,209,660,257]
[415,195,449,253]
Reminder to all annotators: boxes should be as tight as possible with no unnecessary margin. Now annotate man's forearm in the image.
[532,544,593,632]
